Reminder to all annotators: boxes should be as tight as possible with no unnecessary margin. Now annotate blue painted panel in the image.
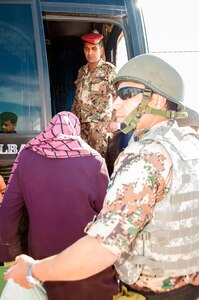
[41,1,126,15]
[41,0,125,4]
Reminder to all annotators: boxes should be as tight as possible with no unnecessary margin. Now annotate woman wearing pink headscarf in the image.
[0,112,119,300]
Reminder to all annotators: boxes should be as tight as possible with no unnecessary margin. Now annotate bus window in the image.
[0,4,42,132]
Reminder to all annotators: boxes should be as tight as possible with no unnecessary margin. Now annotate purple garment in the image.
[0,149,119,300]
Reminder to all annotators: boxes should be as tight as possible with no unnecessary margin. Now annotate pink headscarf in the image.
[24,111,98,158]
[8,111,99,184]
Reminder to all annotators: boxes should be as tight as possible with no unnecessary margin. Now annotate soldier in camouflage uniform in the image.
[71,31,116,159]
[6,55,199,300]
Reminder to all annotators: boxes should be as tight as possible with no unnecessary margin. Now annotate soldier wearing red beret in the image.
[72,30,116,163]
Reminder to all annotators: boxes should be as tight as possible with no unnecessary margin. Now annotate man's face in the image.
[113,81,145,124]
[83,42,102,64]
[1,120,16,133]
[113,81,167,131]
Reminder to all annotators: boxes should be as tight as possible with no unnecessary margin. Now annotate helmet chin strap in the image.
[120,90,188,134]
[145,107,188,119]
[120,89,151,134]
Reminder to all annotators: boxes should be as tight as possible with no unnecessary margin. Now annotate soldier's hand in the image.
[107,121,120,133]
[4,254,35,288]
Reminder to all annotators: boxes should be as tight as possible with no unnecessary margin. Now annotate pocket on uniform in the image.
[90,76,109,95]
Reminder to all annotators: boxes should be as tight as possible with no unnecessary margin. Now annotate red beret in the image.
[81,32,103,45]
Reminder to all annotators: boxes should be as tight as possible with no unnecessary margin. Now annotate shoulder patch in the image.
[101,61,116,69]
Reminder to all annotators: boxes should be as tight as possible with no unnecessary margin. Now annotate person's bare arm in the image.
[5,235,118,288]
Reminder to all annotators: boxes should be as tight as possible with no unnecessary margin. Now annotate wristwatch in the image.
[26,261,42,287]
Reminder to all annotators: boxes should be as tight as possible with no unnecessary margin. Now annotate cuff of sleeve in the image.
[85,215,124,257]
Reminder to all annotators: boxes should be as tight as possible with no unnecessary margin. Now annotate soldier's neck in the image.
[88,61,99,70]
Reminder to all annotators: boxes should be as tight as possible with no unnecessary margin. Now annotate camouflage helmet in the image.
[177,106,199,128]
[113,54,184,110]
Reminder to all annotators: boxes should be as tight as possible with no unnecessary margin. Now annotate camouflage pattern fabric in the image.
[72,59,116,158]
[81,121,111,158]
[86,121,199,293]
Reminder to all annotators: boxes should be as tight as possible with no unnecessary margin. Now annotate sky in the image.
[139,0,199,112]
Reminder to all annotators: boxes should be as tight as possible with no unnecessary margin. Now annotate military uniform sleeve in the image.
[94,157,110,213]
[71,69,83,120]
[108,65,117,100]
[86,142,172,256]
[71,96,81,120]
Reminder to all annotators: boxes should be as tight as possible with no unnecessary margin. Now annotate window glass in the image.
[0,4,41,132]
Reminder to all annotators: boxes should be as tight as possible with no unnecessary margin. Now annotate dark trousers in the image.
[129,284,199,300]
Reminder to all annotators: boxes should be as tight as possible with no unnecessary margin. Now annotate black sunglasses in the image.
[116,86,144,100]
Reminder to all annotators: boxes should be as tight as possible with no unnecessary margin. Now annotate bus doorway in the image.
[42,16,127,116]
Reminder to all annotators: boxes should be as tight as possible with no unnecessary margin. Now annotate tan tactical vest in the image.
[115,122,199,285]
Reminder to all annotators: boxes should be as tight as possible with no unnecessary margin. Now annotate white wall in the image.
[139,0,199,112]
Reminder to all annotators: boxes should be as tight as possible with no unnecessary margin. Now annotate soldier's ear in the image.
[149,93,167,109]
[100,45,104,56]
